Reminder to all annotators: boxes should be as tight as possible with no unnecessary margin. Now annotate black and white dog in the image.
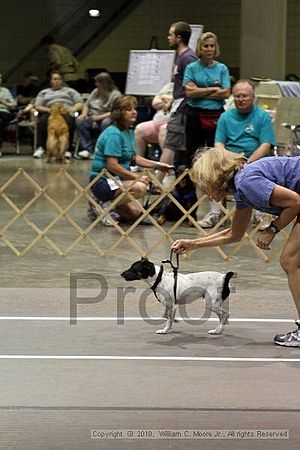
[121,258,235,335]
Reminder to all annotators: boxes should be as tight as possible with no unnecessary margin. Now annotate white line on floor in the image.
[0,355,299,362]
[0,317,294,322]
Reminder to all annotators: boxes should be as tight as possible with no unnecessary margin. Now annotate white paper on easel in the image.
[125,50,175,96]
[188,24,204,52]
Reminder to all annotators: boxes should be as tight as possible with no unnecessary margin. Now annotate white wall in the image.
[286,0,300,76]
[0,0,298,86]
[79,0,300,81]
[79,0,241,78]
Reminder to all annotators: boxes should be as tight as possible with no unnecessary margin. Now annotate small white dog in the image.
[121,257,235,335]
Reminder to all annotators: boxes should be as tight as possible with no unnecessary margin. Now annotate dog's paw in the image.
[156,328,169,334]
[208,328,223,335]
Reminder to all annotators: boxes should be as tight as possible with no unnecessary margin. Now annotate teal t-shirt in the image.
[90,125,136,178]
[183,60,231,109]
[215,106,275,158]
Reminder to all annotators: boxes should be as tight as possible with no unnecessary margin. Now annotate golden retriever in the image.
[46,103,69,163]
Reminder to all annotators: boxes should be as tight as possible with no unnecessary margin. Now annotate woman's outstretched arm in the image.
[172,208,252,254]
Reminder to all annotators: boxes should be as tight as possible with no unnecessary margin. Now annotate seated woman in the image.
[33,70,83,158]
[0,72,17,157]
[134,82,173,161]
[88,95,172,226]
[76,72,121,159]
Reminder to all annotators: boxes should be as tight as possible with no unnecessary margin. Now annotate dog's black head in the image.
[121,257,156,281]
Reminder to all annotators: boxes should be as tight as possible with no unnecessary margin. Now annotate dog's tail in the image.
[221,271,235,301]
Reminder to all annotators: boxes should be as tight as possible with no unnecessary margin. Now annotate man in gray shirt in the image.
[157,22,197,181]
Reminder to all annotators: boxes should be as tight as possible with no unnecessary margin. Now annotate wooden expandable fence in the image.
[0,168,288,260]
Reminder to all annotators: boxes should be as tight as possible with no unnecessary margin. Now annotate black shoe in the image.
[274,320,300,347]
[139,218,153,226]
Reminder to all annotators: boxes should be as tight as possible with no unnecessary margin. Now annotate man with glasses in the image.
[198,79,275,228]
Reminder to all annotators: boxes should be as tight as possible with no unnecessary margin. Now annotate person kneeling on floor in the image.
[87,95,172,226]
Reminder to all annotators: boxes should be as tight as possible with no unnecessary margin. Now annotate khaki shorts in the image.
[164,113,186,152]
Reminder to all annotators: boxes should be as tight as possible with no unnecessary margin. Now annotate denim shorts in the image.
[90,177,116,203]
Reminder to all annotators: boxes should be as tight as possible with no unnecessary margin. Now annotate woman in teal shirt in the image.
[90,95,172,223]
[183,32,231,166]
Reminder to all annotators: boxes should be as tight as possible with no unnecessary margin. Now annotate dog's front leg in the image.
[156,306,176,334]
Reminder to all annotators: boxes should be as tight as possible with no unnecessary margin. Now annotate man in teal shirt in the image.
[199,79,275,228]
[215,79,275,160]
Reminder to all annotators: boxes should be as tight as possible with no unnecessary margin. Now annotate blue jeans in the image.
[76,117,111,153]
[0,111,15,146]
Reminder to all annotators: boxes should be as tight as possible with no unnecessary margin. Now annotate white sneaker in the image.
[87,199,119,226]
[100,201,119,227]
[78,150,91,159]
[65,151,72,159]
[198,212,222,228]
[274,320,300,347]
[33,147,45,158]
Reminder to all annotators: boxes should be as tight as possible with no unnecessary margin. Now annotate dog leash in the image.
[151,250,179,304]
[150,263,164,301]
[143,181,153,209]
[162,250,179,304]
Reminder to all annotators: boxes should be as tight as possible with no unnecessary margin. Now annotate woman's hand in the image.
[171,239,197,254]
[91,114,101,122]
[162,101,172,113]
[139,175,150,186]
[156,162,174,173]
[256,229,276,250]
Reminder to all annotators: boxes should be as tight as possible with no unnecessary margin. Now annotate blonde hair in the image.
[190,147,247,195]
[196,31,220,58]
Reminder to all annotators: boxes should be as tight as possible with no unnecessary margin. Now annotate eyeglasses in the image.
[233,94,252,100]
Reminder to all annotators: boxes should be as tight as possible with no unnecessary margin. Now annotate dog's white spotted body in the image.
[121,258,235,335]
